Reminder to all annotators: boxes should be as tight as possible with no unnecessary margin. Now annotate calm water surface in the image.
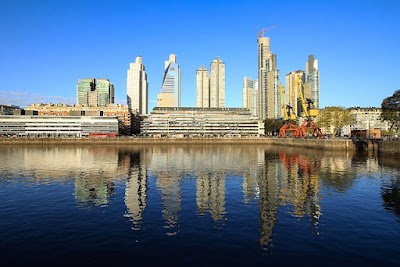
[0,144,399,267]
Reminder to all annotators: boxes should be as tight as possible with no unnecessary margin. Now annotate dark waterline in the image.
[0,145,399,267]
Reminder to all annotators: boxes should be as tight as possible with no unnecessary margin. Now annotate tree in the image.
[381,90,400,133]
[264,119,285,136]
[317,106,355,136]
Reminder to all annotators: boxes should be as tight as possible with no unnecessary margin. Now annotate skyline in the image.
[1,0,399,111]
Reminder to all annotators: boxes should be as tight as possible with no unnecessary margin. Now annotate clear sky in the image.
[1,0,399,111]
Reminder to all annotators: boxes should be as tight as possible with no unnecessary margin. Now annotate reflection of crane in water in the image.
[278,151,322,232]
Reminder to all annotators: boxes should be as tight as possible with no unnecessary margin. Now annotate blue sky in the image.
[1,0,399,111]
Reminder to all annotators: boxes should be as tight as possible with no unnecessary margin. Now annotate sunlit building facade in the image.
[209,57,225,108]
[242,77,256,116]
[0,115,119,137]
[127,56,148,114]
[196,65,210,108]
[25,103,132,135]
[140,107,264,137]
[77,78,115,107]
[157,54,181,107]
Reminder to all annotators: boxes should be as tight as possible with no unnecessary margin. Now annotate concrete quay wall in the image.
[0,137,356,150]
[1,137,399,155]
[377,140,400,155]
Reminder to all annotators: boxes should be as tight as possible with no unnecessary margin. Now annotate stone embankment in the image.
[0,137,399,155]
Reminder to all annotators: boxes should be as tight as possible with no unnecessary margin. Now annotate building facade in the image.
[266,54,280,119]
[344,107,390,136]
[305,55,320,109]
[196,65,210,108]
[257,32,280,120]
[140,107,264,138]
[25,103,131,135]
[157,54,181,107]
[127,56,148,114]
[285,70,305,117]
[77,78,115,106]
[242,77,256,116]
[0,115,119,137]
[209,57,225,108]
[0,104,20,115]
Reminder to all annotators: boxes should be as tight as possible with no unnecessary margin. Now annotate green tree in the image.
[381,90,400,133]
[317,106,355,136]
[264,119,285,136]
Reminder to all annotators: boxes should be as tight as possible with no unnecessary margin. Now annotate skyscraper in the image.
[77,78,114,106]
[209,57,225,108]
[305,55,320,109]
[257,30,281,120]
[196,65,210,108]
[127,56,148,114]
[242,77,256,115]
[266,54,281,119]
[157,54,181,107]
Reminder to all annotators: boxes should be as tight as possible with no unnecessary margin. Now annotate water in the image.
[0,144,399,267]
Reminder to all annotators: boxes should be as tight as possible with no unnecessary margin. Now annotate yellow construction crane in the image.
[295,75,319,119]
[280,83,296,121]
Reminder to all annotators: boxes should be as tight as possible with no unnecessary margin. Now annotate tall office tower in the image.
[127,56,148,114]
[305,55,320,109]
[266,54,281,119]
[209,56,225,108]
[157,54,181,107]
[257,32,271,120]
[285,70,306,117]
[242,77,256,115]
[257,31,281,120]
[196,65,210,108]
[77,78,114,106]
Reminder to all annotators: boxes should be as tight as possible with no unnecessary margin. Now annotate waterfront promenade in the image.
[1,137,399,155]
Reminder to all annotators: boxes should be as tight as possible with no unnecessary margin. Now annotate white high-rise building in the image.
[257,33,271,120]
[242,77,256,115]
[257,30,281,120]
[157,54,181,107]
[196,65,210,108]
[209,57,225,108]
[127,56,148,114]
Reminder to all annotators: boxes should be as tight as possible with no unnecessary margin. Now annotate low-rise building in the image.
[25,103,131,135]
[141,107,264,137]
[341,107,390,136]
[0,115,119,137]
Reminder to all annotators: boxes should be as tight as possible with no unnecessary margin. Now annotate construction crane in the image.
[295,76,323,138]
[278,81,298,138]
[296,75,319,119]
[258,25,276,38]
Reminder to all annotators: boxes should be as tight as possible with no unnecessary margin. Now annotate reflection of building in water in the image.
[156,171,181,236]
[74,172,115,206]
[122,150,148,230]
[257,153,279,249]
[278,151,322,232]
[242,148,262,204]
[0,146,124,180]
[196,172,226,221]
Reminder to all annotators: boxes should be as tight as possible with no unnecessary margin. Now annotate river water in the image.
[0,144,399,267]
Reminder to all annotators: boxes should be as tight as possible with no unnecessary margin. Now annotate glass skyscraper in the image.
[77,78,114,106]
[157,54,181,107]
